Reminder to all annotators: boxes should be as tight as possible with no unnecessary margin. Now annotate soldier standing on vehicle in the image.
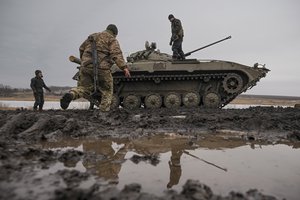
[30,70,51,111]
[60,24,130,111]
[168,14,185,60]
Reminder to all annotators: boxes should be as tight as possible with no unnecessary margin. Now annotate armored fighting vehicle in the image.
[70,36,269,109]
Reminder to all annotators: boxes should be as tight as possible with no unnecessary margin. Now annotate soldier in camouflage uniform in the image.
[168,14,185,60]
[60,24,130,111]
[30,70,51,111]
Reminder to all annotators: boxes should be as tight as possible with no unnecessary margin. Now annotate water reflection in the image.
[82,140,127,182]
[167,147,183,188]
[40,135,300,200]
[42,136,190,187]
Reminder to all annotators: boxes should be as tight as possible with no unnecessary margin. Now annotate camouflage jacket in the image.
[171,18,184,41]
[79,30,126,70]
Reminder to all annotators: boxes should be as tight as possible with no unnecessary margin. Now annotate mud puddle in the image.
[38,135,300,200]
[1,107,300,199]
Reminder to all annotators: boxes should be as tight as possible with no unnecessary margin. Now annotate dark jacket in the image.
[171,18,184,41]
[30,77,50,93]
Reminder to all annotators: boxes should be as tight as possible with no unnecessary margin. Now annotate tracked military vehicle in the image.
[70,36,269,109]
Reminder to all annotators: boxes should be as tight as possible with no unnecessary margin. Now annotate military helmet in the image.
[106,24,118,36]
[35,70,42,75]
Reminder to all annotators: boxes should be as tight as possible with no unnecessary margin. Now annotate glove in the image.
[48,89,51,92]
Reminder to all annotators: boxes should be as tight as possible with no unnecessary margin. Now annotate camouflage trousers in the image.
[70,65,113,112]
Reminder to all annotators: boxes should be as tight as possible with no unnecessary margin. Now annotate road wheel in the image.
[145,93,162,109]
[182,92,200,107]
[123,94,141,110]
[203,92,220,108]
[164,92,181,108]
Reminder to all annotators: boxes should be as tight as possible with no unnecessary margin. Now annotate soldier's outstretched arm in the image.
[109,38,130,77]
[110,40,126,68]
[43,81,51,92]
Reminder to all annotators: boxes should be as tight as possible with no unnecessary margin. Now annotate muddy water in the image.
[38,135,300,200]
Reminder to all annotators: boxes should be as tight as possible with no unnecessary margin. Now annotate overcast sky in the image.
[0,0,299,96]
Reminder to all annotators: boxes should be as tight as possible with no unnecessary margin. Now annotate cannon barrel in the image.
[184,36,231,57]
[69,55,81,65]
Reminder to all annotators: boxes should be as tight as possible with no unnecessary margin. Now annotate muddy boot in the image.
[60,93,73,110]
[172,55,179,60]
[89,103,94,110]
[179,52,185,60]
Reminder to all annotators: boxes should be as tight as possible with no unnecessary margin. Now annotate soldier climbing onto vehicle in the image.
[168,14,185,60]
[60,24,131,112]
[30,70,51,111]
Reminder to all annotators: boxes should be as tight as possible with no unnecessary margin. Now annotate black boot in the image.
[60,93,73,110]
[89,103,94,110]
[179,53,185,60]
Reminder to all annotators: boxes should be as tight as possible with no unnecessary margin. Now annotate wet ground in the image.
[0,107,299,199]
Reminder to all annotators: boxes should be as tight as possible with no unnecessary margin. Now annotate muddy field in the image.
[0,106,299,200]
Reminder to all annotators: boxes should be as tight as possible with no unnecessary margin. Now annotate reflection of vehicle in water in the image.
[70,36,269,109]
[41,135,247,188]
[130,135,230,188]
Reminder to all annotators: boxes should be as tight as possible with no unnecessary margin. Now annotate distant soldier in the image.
[168,14,185,60]
[60,24,130,111]
[30,70,51,111]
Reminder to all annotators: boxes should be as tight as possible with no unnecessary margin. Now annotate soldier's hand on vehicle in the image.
[124,68,131,77]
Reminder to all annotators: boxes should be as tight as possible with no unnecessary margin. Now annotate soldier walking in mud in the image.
[168,14,185,60]
[30,70,51,111]
[60,24,130,111]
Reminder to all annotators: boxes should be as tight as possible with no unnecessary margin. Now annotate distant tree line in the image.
[0,84,19,97]
[0,84,71,97]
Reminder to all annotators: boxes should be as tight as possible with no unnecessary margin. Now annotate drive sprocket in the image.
[222,73,243,94]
